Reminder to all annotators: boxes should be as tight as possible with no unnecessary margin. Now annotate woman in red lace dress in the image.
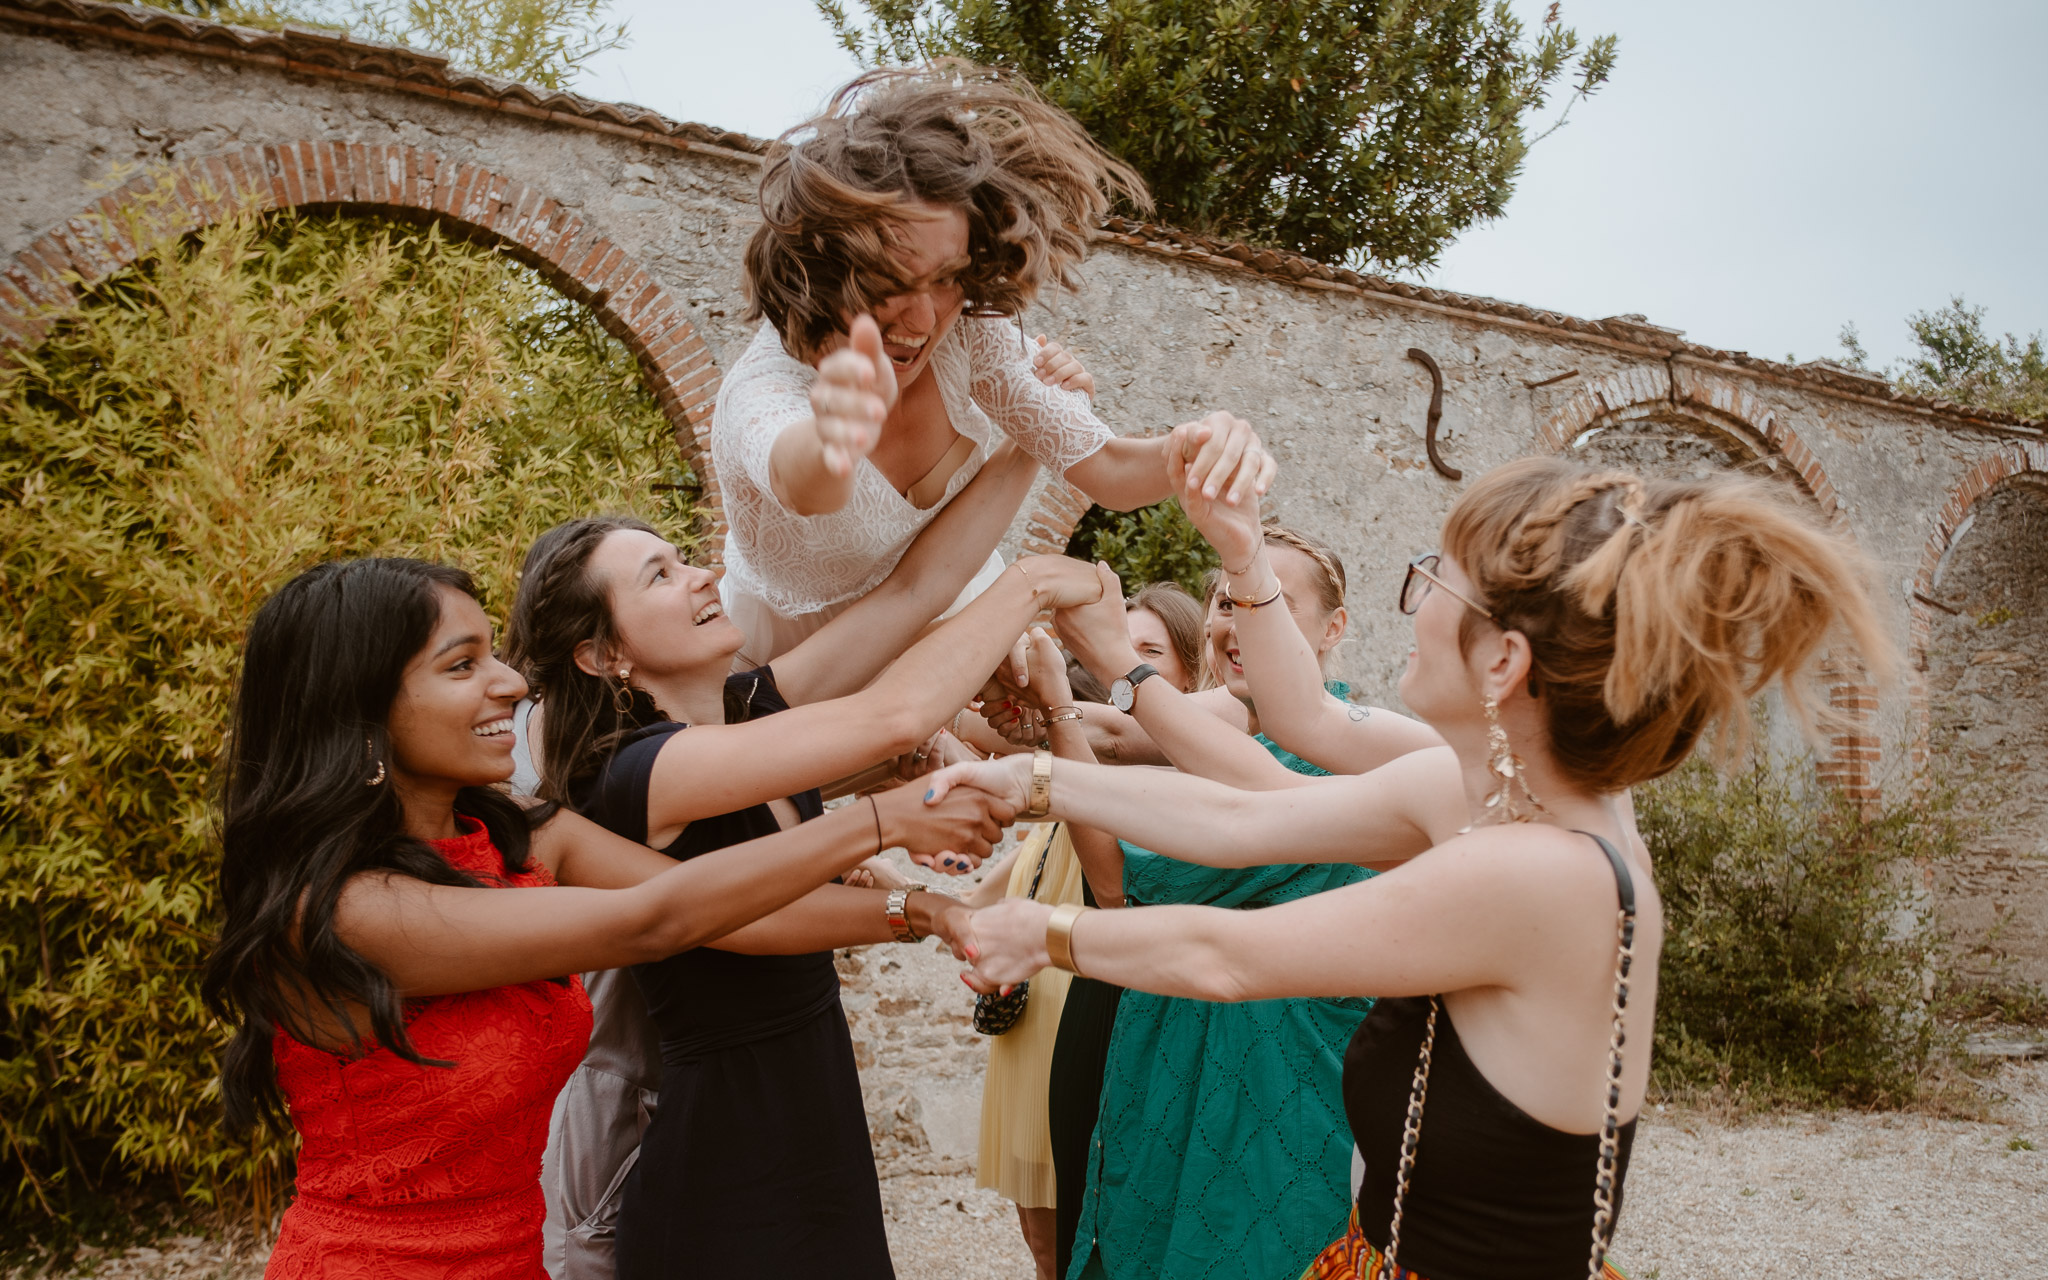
[201,558,1009,1278]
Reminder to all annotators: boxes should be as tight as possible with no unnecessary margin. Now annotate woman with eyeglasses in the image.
[931,456,1890,1280]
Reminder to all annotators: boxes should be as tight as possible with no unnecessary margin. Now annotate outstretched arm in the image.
[1176,464,1442,774]
[773,438,1040,706]
[642,556,1104,835]
[335,783,1009,999]
[959,826,1558,1001]
[1064,412,1275,512]
[924,746,1466,873]
[1052,561,1316,790]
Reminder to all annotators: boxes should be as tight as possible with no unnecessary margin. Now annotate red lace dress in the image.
[267,820,593,1279]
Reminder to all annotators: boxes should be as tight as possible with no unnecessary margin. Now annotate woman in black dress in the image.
[507,510,1103,1279]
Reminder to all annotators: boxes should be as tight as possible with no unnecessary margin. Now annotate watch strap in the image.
[1023,747,1053,820]
[885,884,929,943]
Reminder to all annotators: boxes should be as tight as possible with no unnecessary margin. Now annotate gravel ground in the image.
[20,1059,2040,1280]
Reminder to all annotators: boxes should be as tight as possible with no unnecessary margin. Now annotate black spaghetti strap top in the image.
[1343,832,1640,1280]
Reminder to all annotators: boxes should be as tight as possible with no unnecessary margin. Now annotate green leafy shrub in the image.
[0,199,688,1227]
[1639,758,1960,1107]
[1065,498,1219,598]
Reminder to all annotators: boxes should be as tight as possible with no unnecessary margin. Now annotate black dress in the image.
[576,668,893,1280]
[1046,878,1122,1280]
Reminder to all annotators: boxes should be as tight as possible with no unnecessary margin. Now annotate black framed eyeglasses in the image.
[1399,553,1499,623]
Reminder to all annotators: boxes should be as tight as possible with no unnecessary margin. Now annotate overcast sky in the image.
[573,0,2047,371]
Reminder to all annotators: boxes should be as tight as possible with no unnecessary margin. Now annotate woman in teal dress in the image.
[1050,523,1444,1280]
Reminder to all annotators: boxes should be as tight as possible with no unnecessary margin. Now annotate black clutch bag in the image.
[971,830,1053,1036]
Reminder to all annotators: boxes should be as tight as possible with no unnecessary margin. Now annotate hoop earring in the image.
[363,736,386,788]
[1480,695,1545,823]
[612,669,635,717]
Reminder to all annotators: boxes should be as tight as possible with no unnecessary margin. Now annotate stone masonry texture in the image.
[4,0,2045,1062]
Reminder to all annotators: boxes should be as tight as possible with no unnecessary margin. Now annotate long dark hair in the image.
[502,516,668,805]
[202,558,549,1133]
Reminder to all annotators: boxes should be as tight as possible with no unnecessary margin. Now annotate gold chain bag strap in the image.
[1377,831,1638,1280]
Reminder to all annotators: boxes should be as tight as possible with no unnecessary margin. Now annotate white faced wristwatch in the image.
[1109,663,1161,713]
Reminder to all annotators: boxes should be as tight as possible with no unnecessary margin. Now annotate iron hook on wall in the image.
[1406,347,1461,481]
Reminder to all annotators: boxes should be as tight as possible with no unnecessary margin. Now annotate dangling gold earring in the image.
[363,735,386,788]
[612,668,635,717]
[1480,695,1545,823]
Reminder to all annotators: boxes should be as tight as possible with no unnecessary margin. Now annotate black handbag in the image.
[972,829,1054,1036]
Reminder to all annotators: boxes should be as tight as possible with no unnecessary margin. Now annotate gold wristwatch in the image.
[1022,747,1053,820]
[885,884,929,943]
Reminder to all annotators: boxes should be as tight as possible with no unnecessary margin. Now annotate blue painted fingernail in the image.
[925,789,935,801]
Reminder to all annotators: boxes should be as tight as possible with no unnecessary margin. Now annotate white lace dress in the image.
[711,316,1112,663]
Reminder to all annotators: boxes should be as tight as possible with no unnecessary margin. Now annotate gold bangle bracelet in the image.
[1045,902,1093,974]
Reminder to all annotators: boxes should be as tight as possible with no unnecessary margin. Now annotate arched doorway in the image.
[1918,470,2048,988]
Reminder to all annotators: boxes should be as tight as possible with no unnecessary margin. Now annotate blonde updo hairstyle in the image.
[1440,457,1893,794]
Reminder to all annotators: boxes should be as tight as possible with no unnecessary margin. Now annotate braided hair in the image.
[1440,457,1892,792]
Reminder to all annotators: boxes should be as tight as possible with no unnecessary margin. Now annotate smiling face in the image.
[860,201,970,389]
[1125,607,1193,693]
[584,528,744,680]
[384,586,529,794]
[1205,545,1347,701]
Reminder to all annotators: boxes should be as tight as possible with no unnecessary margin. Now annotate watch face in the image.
[1111,678,1135,713]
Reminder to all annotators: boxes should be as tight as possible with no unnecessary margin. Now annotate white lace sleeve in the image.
[710,323,815,519]
[963,316,1112,474]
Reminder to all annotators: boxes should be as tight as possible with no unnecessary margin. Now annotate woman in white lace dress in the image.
[714,64,1275,664]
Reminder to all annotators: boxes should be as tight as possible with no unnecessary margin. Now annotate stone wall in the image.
[5,0,2047,807]
[1920,481,2048,987]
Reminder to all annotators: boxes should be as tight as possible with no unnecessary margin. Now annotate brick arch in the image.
[1542,365,1846,524]
[1543,366,1881,802]
[1904,442,2048,776]
[0,141,731,558]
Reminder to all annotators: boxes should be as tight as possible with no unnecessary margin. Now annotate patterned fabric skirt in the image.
[1299,1204,1628,1280]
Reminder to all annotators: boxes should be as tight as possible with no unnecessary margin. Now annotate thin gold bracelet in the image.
[1045,902,1093,974]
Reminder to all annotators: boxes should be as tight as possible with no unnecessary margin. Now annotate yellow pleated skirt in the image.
[973,822,1088,1208]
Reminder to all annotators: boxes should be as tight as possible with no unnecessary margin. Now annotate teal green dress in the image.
[1070,685,1375,1280]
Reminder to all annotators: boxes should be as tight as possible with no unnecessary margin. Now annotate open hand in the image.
[1168,411,1275,508]
[809,315,897,478]
[956,899,1057,992]
[1032,335,1096,397]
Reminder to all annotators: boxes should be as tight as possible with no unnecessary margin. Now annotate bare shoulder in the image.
[1406,823,1629,905]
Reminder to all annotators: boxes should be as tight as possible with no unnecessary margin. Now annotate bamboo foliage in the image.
[0,198,691,1221]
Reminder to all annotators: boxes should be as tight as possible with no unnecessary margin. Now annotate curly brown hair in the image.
[743,61,1148,361]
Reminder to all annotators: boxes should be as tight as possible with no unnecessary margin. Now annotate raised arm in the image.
[923,746,1466,874]
[335,782,1008,998]
[1052,562,1315,790]
[642,555,1104,834]
[1177,465,1442,774]
[963,320,1273,513]
[772,437,1040,705]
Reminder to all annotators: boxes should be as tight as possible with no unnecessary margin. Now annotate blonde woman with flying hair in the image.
[715,63,1275,663]
[930,457,1891,1280]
